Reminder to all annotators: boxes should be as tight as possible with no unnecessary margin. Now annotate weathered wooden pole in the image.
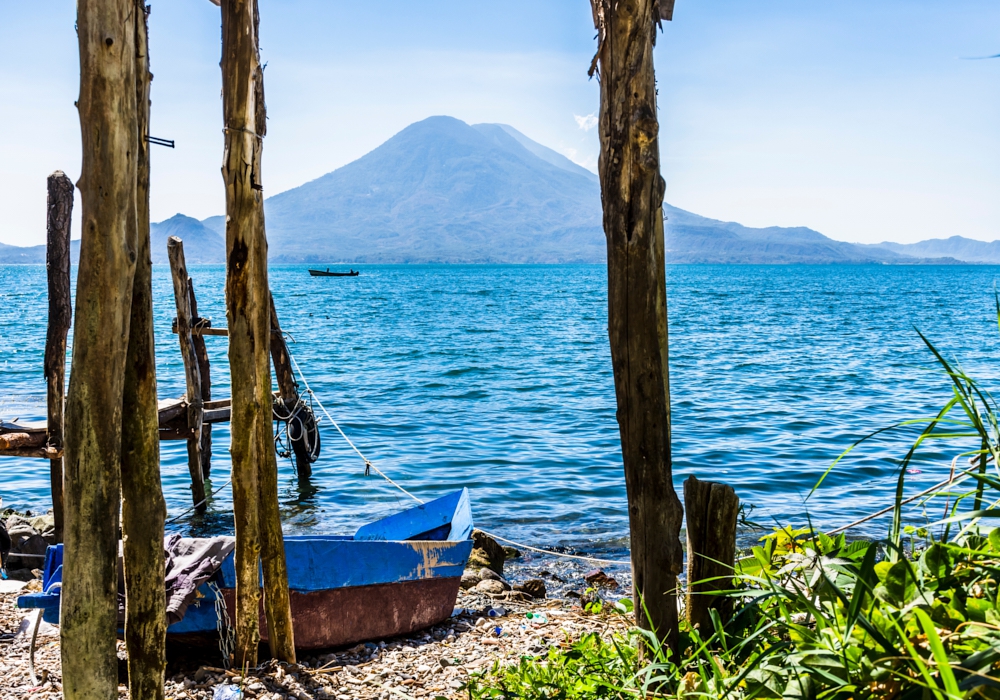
[270,292,313,479]
[590,0,684,651]
[684,476,739,631]
[167,236,207,509]
[62,0,138,697]
[220,0,295,665]
[120,4,167,697]
[44,171,73,543]
[188,277,213,478]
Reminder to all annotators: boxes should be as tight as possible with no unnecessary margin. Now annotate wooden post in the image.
[167,236,207,509]
[188,277,213,479]
[120,4,167,697]
[62,0,138,697]
[221,0,295,666]
[590,0,684,651]
[684,476,739,631]
[44,171,73,543]
[269,292,312,479]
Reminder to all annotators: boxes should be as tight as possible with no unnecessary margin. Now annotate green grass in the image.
[467,298,1000,700]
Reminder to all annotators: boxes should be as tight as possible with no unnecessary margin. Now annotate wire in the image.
[481,530,631,567]
[165,478,232,525]
[285,348,425,505]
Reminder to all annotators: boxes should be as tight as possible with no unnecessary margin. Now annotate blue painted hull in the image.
[20,489,475,650]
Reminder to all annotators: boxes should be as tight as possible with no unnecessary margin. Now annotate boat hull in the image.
[213,576,461,649]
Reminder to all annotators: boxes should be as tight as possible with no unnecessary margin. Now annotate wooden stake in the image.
[269,292,313,479]
[220,0,291,666]
[683,476,739,631]
[120,4,167,696]
[188,277,213,479]
[590,0,684,651]
[44,171,73,544]
[62,0,138,697]
[167,236,207,509]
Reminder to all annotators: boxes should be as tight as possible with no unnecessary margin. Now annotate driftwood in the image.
[220,0,295,666]
[590,0,683,651]
[120,5,167,697]
[45,171,73,543]
[167,236,206,509]
[61,1,139,697]
[684,476,739,631]
[188,277,213,478]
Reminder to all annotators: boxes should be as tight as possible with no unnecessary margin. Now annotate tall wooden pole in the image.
[220,0,294,665]
[44,171,74,544]
[120,4,167,697]
[188,277,213,479]
[590,0,683,651]
[167,236,207,508]
[270,292,313,479]
[62,0,138,697]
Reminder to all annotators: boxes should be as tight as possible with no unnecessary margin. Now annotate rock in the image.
[29,515,55,541]
[584,569,619,589]
[460,570,481,590]
[470,530,505,575]
[502,546,521,559]
[478,567,503,583]
[513,579,547,599]
[4,515,37,548]
[6,568,39,582]
[475,579,510,595]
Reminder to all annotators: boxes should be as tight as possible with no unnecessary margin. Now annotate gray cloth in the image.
[164,535,235,625]
[117,535,236,626]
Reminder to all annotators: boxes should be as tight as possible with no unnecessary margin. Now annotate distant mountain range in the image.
[1,116,995,265]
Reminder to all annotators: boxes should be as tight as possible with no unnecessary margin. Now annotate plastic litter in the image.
[487,606,507,618]
[525,611,548,624]
[213,684,243,700]
[493,625,503,637]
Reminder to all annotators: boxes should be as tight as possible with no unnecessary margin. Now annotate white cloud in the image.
[574,113,598,131]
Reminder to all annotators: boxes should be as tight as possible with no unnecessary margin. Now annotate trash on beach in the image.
[487,606,507,618]
[213,684,243,700]
[525,611,548,624]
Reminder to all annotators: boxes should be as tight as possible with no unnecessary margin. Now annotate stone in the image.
[513,579,547,599]
[584,569,619,589]
[478,567,503,583]
[470,530,505,575]
[475,579,510,595]
[460,570,481,590]
[502,546,521,559]
[4,515,37,548]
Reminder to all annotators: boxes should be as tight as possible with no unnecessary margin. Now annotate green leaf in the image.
[920,543,952,580]
[876,560,916,606]
[915,608,961,698]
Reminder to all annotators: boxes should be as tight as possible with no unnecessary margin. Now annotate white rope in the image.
[165,477,233,525]
[481,530,632,567]
[286,348,425,505]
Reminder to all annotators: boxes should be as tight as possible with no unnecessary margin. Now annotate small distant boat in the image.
[19,489,474,650]
[309,268,359,277]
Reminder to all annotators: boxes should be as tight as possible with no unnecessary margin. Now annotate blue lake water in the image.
[1,264,998,557]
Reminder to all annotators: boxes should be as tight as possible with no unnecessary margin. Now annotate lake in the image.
[1,264,997,558]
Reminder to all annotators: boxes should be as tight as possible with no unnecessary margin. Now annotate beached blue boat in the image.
[18,488,474,650]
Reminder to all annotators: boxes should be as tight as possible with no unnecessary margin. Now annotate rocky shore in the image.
[0,528,633,700]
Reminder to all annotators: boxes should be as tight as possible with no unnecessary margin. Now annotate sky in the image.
[0,0,998,247]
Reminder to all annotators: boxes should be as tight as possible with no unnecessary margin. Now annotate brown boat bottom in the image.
[215,577,463,650]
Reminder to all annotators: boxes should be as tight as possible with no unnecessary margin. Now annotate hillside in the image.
[1,116,992,264]
[871,236,1000,264]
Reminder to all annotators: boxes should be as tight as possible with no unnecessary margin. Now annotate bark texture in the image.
[188,277,213,479]
[683,476,739,631]
[62,0,138,697]
[590,0,683,651]
[120,5,167,696]
[221,0,294,666]
[167,236,207,508]
[269,292,313,479]
[45,171,74,544]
